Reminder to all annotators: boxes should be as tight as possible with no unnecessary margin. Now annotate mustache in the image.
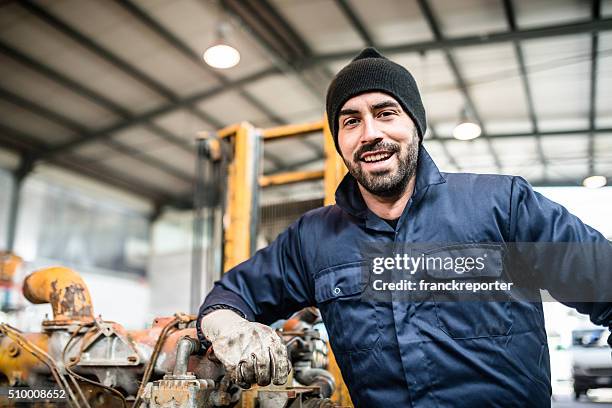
[353,141,400,162]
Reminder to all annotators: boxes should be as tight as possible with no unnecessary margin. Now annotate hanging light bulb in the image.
[453,107,481,141]
[203,23,240,69]
[582,175,607,189]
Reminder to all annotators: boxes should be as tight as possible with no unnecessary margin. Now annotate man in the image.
[198,48,612,407]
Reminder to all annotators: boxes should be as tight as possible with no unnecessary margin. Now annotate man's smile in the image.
[360,150,394,163]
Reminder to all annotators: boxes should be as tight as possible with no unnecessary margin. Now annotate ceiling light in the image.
[203,23,240,69]
[453,122,481,140]
[582,175,607,189]
[453,107,481,140]
[203,44,240,69]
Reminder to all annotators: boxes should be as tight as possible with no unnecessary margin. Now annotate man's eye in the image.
[343,118,359,127]
[379,110,397,118]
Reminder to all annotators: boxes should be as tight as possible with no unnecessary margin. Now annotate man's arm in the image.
[197,218,316,386]
[509,176,612,328]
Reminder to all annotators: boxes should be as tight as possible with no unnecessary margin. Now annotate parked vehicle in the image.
[571,327,612,399]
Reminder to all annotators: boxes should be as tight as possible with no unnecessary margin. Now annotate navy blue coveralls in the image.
[199,146,612,407]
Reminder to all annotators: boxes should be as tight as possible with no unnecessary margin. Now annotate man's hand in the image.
[200,309,291,388]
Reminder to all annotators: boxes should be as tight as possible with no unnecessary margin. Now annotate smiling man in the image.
[198,48,612,407]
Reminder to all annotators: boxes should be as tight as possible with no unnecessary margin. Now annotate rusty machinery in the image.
[0,266,340,407]
[196,120,351,407]
[1,251,23,313]
[0,119,350,408]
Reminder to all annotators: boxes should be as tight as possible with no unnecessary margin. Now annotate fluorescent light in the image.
[453,122,481,140]
[203,44,240,69]
[582,175,607,189]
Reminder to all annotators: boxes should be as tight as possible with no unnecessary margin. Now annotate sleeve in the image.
[509,176,612,328]
[197,217,316,326]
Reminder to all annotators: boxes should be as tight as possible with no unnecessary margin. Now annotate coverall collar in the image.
[334,144,446,225]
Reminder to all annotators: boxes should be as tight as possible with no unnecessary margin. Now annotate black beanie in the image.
[325,47,426,153]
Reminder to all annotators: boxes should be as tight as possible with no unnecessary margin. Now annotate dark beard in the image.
[343,138,419,198]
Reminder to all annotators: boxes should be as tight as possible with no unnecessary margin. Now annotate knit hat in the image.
[325,47,426,153]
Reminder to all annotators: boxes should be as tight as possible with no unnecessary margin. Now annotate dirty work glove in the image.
[200,309,291,388]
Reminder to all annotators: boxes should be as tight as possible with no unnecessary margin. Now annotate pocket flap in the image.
[314,263,365,303]
[423,244,504,279]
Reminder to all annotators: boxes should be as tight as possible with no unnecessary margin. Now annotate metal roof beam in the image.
[0,40,198,157]
[502,0,547,172]
[0,123,189,207]
[19,1,227,148]
[588,0,601,175]
[34,67,278,159]
[114,0,286,125]
[218,0,326,157]
[335,0,374,46]
[0,87,194,183]
[113,0,294,168]
[417,0,502,172]
[310,17,612,64]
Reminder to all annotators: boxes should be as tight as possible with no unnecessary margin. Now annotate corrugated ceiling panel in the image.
[143,143,196,176]
[485,120,533,135]
[0,148,20,171]
[523,35,590,131]
[541,135,588,160]
[101,154,192,195]
[270,0,365,53]
[196,90,271,127]
[430,0,507,37]
[0,53,119,129]
[395,51,462,126]
[445,138,496,169]
[502,165,544,181]
[596,32,612,129]
[39,0,219,97]
[514,0,591,29]
[491,137,540,165]
[595,134,612,160]
[453,44,530,127]
[72,142,118,161]
[594,137,612,179]
[153,109,215,142]
[111,126,164,149]
[243,74,321,123]
[131,0,271,81]
[546,162,588,181]
[422,140,454,172]
[0,3,166,112]
[349,0,434,46]
[0,99,75,144]
[604,0,612,17]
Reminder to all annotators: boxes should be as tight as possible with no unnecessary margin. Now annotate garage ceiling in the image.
[0,0,611,209]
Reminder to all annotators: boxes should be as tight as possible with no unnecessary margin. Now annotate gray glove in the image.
[200,309,291,388]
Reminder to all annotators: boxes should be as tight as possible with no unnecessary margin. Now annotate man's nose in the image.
[360,116,383,144]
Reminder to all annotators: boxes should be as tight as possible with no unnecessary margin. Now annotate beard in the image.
[343,136,419,198]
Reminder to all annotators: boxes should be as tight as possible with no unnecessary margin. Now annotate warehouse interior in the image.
[1,0,612,406]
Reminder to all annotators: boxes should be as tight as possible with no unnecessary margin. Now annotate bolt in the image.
[7,343,19,357]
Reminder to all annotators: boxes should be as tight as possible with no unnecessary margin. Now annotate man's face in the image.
[337,92,419,198]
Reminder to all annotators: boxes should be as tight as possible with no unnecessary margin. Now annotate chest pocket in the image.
[314,262,380,352]
[424,244,514,339]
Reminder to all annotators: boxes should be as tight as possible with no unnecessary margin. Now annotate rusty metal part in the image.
[0,252,22,283]
[258,388,336,408]
[0,324,81,407]
[143,376,216,408]
[173,336,200,377]
[22,267,94,323]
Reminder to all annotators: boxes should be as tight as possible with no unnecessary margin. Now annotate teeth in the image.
[363,153,391,163]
